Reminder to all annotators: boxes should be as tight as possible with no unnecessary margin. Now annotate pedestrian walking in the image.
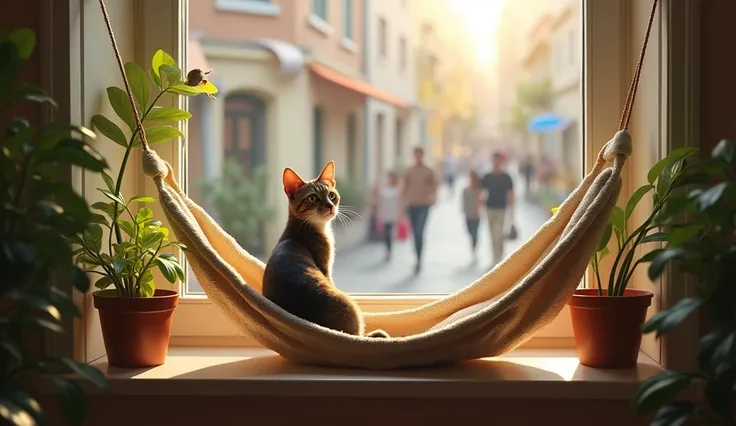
[481,152,515,266]
[378,171,402,262]
[403,146,439,274]
[462,170,484,265]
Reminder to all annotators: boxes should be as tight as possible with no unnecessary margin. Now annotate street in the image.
[333,170,550,294]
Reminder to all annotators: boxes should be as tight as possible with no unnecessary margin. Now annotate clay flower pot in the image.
[568,288,653,369]
[93,289,179,368]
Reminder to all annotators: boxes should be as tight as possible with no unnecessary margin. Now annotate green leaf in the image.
[610,205,626,243]
[713,332,735,366]
[50,377,88,426]
[124,61,150,112]
[631,370,692,414]
[0,397,37,426]
[68,265,90,292]
[648,157,673,185]
[100,170,116,194]
[94,276,114,290]
[597,223,612,252]
[99,189,126,205]
[642,297,701,337]
[648,246,687,280]
[169,80,218,96]
[156,257,178,283]
[4,389,44,425]
[650,402,695,426]
[0,341,23,361]
[641,232,668,244]
[48,287,82,317]
[139,277,155,297]
[151,49,180,84]
[135,207,154,223]
[133,126,184,146]
[625,185,653,220]
[40,138,109,172]
[638,248,663,263]
[140,231,164,249]
[9,28,36,60]
[146,107,192,122]
[91,114,128,147]
[130,196,155,204]
[697,181,727,210]
[30,317,64,333]
[106,86,136,131]
[112,258,128,275]
[118,220,137,238]
[698,330,735,371]
[668,224,702,247]
[711,139,735,163]
[59,358,110,392]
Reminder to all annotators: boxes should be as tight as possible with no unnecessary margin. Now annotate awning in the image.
[308,63,407,108]
[527,112,573,133]
[188,38,211,72]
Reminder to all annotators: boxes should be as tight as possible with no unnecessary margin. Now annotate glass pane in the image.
[184,0,583,296]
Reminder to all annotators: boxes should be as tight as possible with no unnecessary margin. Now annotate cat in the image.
[262,161,389,338]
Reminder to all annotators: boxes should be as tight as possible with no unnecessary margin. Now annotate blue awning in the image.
[527,113,572,133]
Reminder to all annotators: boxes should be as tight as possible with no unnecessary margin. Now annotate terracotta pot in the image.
[93,289,179,368]
[568,288,653,369]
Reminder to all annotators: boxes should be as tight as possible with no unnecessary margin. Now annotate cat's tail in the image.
[365,329,390,339]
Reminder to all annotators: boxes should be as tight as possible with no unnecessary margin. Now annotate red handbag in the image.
[396,217,410,241]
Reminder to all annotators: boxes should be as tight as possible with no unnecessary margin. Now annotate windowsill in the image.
[308,14,333,36]
[340,37,359,53]
[88,347,664,398]
[215,0,281,16]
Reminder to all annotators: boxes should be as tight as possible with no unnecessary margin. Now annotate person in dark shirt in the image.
[481,152,515,266]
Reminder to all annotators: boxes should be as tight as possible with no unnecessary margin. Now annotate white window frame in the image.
[50,0,700,370]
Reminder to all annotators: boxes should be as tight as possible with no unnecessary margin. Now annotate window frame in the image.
[50,0,701,368]
[311,0,329,22]
[378,17,387,58]
[341,0,354,41]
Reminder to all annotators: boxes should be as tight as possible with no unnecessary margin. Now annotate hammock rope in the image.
[95,0,660,369]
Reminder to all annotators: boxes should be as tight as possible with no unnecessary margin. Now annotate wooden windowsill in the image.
[88,348,663,399]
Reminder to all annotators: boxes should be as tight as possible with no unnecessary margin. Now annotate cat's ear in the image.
[317,161,336,187]
[283,167,306,199]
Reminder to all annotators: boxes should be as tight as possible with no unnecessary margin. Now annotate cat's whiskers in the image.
[338,205,363,220]
[336,211,354,227]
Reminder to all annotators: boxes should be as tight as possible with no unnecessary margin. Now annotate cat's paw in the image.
[366,329,390,338]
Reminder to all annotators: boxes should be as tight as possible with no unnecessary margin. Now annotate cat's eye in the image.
[328,192,336,201]
[307,194,318,203]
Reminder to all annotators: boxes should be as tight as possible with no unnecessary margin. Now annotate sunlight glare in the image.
[449,0,509,69]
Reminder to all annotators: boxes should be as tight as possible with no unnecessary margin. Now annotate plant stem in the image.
[608,201,665,296]
[110,90,166,245]
[133,243,162,297]
[592,254,603,295]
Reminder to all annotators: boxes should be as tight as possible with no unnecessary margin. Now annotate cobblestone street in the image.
[333,171,550,294]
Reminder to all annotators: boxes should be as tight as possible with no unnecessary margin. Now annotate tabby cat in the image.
[262,161,389,338]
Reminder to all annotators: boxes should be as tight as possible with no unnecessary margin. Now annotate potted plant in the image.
[0,28,109,425]
[72,49,217,368]
[632,139,736,425]
[567,147,698,368]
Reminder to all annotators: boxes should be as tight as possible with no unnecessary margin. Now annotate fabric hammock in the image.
[97,0,658,370]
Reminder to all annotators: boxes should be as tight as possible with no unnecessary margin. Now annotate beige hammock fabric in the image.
[140,131,632,370]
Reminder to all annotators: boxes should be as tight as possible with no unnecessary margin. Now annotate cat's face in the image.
[282,161,340,227]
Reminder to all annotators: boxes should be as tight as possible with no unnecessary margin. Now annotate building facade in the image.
[363,0,418,185]
[188,0,400,255]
